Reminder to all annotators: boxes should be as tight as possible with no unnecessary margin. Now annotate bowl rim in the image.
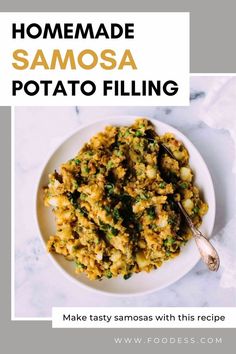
[35,115,216,297]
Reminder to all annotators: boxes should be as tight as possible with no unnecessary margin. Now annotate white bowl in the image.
[36,116,215,296]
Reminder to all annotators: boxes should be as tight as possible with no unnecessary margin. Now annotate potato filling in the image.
[44,119,208,280]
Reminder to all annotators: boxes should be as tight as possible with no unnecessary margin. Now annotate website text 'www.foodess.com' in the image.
[114,336,223,345]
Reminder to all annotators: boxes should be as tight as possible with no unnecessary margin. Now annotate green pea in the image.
[179,182,188,189]
[135,130,142,137]
[75,261,86,269]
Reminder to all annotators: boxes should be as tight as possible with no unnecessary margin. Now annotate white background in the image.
[0,12,189,105]
[52,307,236,328]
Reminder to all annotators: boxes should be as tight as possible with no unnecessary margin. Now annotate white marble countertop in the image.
[14,76,236,318]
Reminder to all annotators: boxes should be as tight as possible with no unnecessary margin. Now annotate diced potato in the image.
[182,198,194,214]
[96,252,103,261]
[173,150,184,160]
[138,240,147,249]
[180,167,193,182]
[110,250,122,262]
[136,251,150,269]
[199,202,209,216]
[157,215,168,228]
[146,166,157,179]
[44,118,208,281]
[46,195,70,207]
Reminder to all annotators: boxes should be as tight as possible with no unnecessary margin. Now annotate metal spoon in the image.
[158,141,220,271]
[177,201,220,271]
[146,130,220,271]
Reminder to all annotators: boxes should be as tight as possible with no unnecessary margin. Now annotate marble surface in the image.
[14,76,236,318]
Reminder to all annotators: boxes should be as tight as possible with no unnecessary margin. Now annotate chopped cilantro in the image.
[164,237,175,247]
[73,180,78,189]
[136,193,149,202]
[124,130,130,137]
[99,220,118,238]
[113,208,121,222]
[111,227,118,236]
[84,166,90,174]
[104,205,111,215]
[168,217,176,225]
[105,183,114,195]
[147,206,156,219]
[74,159,81,165]
[105,270,113,279]
[114,150,123,157]
[80,193,87,200]
[135,130,142,137]
[107,161,114,169]
[75,261,86,269]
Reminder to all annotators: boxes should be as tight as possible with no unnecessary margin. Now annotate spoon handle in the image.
[177,202,220,271]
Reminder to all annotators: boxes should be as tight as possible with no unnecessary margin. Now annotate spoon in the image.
[177,201,220,271]
[146,130,220,271]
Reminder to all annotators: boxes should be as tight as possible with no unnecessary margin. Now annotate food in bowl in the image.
[44,118,208,280]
